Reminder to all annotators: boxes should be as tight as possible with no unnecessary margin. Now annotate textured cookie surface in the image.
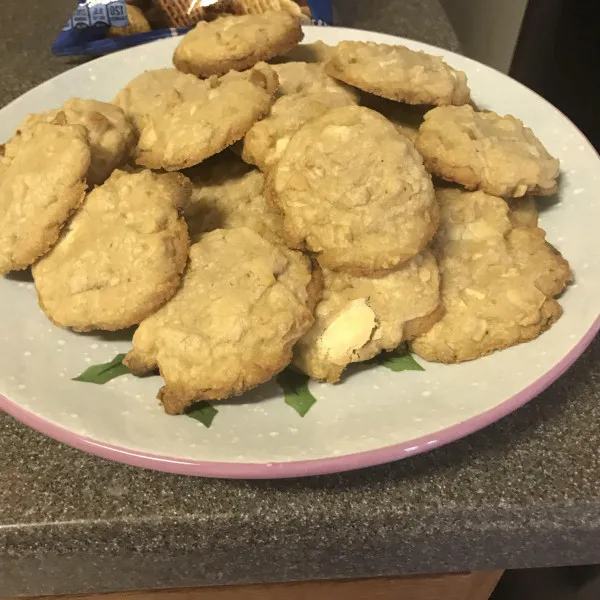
[410,188,572,363]
[124,227,316,414]
[326,41,470,106]
[267,105,438,272]
[113,65,277,170]
[415,105,560,197]
[0,121,91,275]
[183,153,284,243]
[33,170,191,332]
[294,251,441,382]
[243,88,358,171]
[243,62,358,170]
[272,62,359,99]
[173,11,303,77]
[20,98,136,185]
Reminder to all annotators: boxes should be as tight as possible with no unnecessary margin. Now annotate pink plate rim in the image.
[1,315,598,479]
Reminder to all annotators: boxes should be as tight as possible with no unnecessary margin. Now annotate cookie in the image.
[325,41,471,106]
[410,188,572,363]
[33,170,191,332]
[266,105,438,273]
[415,105,560,197]
[242,88,358,171]
[124,227,317,414]
[294,251,442,382]
[183,152,284,243]
[20,98,136,186]
[360,92,429,143]
[0,121,90,275]
[236,61,281,95]
[114,64,277,170]
[173,11,303,78]
[242,62,359,170]
[271,62,359,99]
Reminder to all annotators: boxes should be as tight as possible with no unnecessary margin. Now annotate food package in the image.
[52,0,333,56]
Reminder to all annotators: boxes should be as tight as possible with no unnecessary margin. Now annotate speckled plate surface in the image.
[0,27,599,479]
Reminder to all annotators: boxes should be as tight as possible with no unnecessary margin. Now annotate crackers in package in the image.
[52,0,332,56]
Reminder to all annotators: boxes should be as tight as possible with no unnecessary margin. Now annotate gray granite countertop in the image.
[1,1,599,598]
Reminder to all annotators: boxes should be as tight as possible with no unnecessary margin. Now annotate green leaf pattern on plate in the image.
[375,348,425,372]
[186,401,218,428]
[73,346,424,424]
[72,353,130,384]
[276,368,317,417]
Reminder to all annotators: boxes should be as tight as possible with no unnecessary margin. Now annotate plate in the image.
[1,27,599,479]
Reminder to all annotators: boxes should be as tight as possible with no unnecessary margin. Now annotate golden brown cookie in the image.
[183,152,285,243]
[410,188,572,363]
[242,88,358,171]
[266,105,438,273]
[325,41,471,106]
[294,251,442,382]
[242,62,359,170]
[0,121,90,275]
[415,105,560,197]
[33,170,191,332]
[271,61,359,99]
[113,64,277,170]
[173,11,303,77]
[232,60,281,94]
[124,227,317,414]
[19,98,136,186]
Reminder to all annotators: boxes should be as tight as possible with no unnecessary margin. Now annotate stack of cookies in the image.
[0,11,571,415]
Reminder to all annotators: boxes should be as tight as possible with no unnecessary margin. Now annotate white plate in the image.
[1,27,599,478]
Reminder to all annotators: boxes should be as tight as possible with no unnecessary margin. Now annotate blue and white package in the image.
[53,1,333,57]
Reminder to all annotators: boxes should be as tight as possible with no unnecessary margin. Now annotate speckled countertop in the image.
[1,1,599,598]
